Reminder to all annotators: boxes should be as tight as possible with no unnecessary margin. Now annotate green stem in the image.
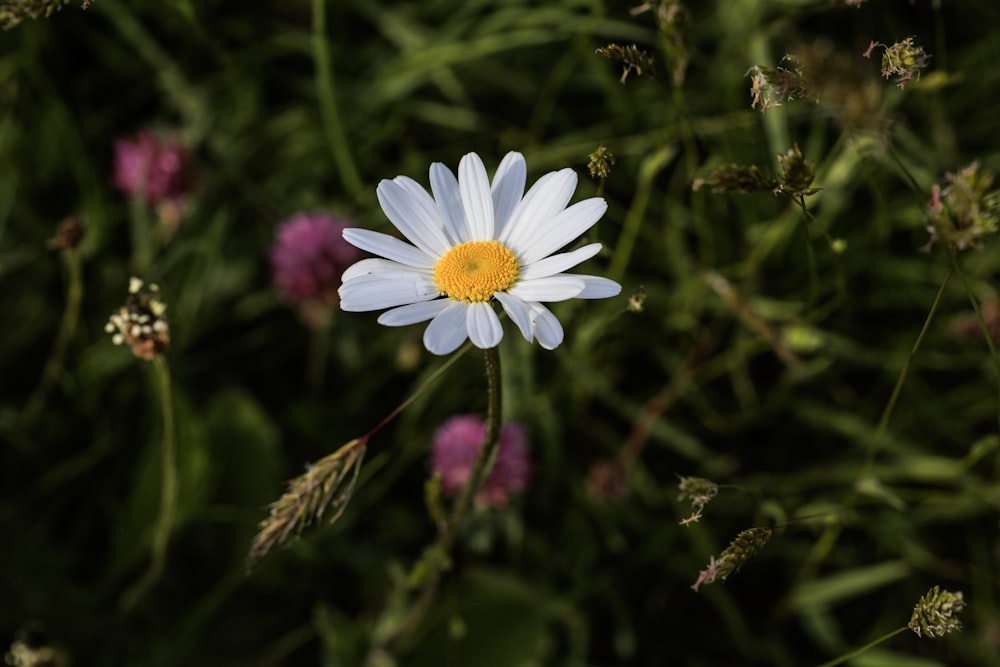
[814,626,908,667]
[861,263,953,479]
[121,357,178,609]
[21,247,83,427]
[608,145,674,283]
[311,0,364,203]
[100,0,205,127]
[363,342,473,442]
[949,252,1000,431]
[371,346,503,657]
[441,345,502,552]
[795,196,820,308]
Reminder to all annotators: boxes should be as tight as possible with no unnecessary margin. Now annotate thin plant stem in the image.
[311,0,364,203]
[803,262,954,581]
[949,251,1000,431]
[363,342,473,441]
[814,626,908,667]
[21,247,83,427]
[369,346,503,659]
[440,345,502,552]
[799,204,820,308]
[861,263,953,479]
[121,357,178,609]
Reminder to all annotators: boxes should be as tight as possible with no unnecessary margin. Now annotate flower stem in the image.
[369,346,503,658]
[949,252,1000,431]
[794,195,820,308]
[861,262,953,479]
[814,626,908,667]
[443,345,502,549]
[311,0,364,203]
[121,357,178,609]
[21,247,83,428]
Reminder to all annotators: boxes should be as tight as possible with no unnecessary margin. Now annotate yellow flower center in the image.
[433,240,520,302]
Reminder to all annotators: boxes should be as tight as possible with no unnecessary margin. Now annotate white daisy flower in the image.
[338,152,621,355]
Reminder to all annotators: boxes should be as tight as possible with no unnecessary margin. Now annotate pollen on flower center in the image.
[434,240,520,302]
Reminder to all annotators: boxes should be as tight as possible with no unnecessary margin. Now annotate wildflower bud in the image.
[925,162,1000,252]
[863,37,931,90]
[113,128,194,204]
[692,164,779,194]
[777,145,820,197]
[1,0,90,30]
[47,216,86,251]
[588,145,615,180]
[270,212,360,328]
[430,415,532,508]
[596,43,657,84]
[677,475,718,525]
[627,286,646,313]
[908,586,966,638]
[692,527,772,591]
[747,57,811,113]
[4,625,69,667]
[586,459,628,501]
[105,277,170,360]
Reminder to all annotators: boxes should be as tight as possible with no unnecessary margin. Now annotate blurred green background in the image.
[2,0,1000,665]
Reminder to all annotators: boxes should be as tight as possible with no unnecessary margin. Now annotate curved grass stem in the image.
[21,247,83,428]
[121,357,177,609]
[312,0,364,203]
[814,626,908,667]
[368,346,503,659]
[861,262,953,479]
[949,252,1000,431]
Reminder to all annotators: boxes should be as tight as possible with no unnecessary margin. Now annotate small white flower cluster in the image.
[105,277,170,360]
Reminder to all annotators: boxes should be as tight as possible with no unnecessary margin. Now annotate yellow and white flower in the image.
[338,152,621,354]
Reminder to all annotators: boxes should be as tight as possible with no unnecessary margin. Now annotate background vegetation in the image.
[2,0,999,665]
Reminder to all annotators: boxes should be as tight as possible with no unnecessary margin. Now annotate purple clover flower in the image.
[430,414,532,508]
[112,128,193,206]
[270,213,359,325]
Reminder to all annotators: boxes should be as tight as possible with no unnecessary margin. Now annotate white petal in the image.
[458,153,495,240]
[377,179,452,257]
[514,198,607,265]
[508,276,585,302]
[529,303,564,350]
[519,243,602,280]
[377,299,451,326]
[342,228,436,268]
[576,276,622,299]
[491,152,526,237]
[429,163,465,244]
[394,175,457,245]
[466,301,503,349]
[495,292,533,343]
[341,258,430,282]
[423,301,470,355]
[499,168,577,249]
[339,273,439,311]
